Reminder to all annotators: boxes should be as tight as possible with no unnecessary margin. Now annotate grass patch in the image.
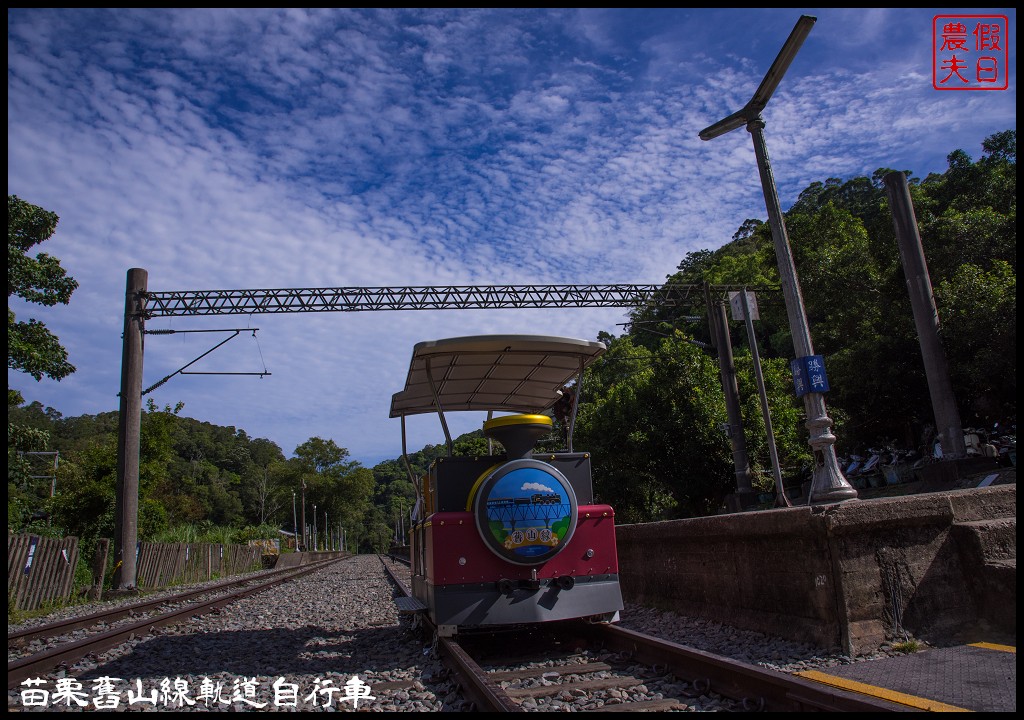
[892,639,922,653]
[7,592,92,624]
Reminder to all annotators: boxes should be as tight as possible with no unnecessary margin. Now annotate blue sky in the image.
[8,8,1017,467]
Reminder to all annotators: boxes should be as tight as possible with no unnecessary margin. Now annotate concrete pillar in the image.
[114,268,147,589]
[883,172,966,459]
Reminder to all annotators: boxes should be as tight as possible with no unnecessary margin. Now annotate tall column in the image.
[114,268,147,589]
[706,285,754,506]
[747,120,856,504]
[883,172,966,458]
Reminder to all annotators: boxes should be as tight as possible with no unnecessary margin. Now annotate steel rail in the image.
[379,557,521,712]
[379,556,907,712]
[580,623,908,712]
[8,560,332,647]
[436,635,525,713]
[7,557,346,690]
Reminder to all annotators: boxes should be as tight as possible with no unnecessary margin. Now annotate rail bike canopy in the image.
[389,334,606,418]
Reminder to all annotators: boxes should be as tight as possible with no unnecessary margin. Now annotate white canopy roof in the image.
[389,334,607,418]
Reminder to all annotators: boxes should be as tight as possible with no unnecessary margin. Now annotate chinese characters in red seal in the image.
[933,15,1009,90]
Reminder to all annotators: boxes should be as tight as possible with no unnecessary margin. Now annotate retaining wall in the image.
[615,484,1015,655]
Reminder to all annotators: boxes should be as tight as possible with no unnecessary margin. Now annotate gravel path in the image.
[9,554,905,712]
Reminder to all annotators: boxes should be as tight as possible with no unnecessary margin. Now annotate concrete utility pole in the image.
[883,172,966,459]
[114,268,147,589]
[699,15,856,504]
[735,290,790,507]
[706,286,754,509]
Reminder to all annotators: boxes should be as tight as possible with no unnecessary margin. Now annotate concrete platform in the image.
[616,483,1016,655]
[798,642,1016,712]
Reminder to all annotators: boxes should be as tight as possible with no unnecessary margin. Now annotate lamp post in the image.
[300,479,307,552]
[699,15,856,504]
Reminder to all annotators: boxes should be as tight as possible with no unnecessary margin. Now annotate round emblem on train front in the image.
[472,459,578,565]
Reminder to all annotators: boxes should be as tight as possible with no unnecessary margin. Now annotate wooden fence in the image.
[136,543,263,589]
[7,537,264,608]
[7,534,79,612]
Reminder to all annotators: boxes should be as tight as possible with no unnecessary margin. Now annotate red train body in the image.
[391,335,623,635]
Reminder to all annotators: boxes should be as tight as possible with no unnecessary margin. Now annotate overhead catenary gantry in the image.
[141,283,706,317]
[115,271,741,589]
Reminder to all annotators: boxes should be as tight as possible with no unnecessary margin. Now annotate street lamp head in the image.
[699,107,751,141]
[698,15,816,142]
[750,15,816,112]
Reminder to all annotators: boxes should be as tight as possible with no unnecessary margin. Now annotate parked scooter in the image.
[989,422,1017,467]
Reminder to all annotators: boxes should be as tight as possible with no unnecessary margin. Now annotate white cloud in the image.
[521,482,556,494]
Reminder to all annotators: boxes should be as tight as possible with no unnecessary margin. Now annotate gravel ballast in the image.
[9,554,912,712]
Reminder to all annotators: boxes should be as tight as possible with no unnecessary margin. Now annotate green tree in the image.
[8,196,79,527]
[293,437,377,550]
[576,334,737,520]
[8,195,79,405]
[47,438,118,541]
[935,261,1016,424]
[7,416,54,530]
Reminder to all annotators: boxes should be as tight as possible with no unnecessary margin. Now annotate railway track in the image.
[7,556,346,691]
[380,557,909,712]
[9,554,992,711]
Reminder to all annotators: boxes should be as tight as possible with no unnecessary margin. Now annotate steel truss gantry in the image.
[115,275,763,591]
[141,283,703,318]
[115,275,708,591]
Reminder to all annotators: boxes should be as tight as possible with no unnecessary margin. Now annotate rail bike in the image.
[390,334,623,636]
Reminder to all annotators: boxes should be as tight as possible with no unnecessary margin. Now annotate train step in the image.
[395,596,428,614]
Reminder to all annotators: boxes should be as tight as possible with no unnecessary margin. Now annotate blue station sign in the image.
[790,355,830,398]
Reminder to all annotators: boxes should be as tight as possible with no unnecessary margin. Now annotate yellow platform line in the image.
[969,642,1015,653]
[795,669,972,712]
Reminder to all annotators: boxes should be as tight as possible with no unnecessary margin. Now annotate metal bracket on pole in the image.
[141,328,270,395]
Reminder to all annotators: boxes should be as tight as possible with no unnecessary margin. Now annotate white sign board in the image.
[728,291,759,321]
